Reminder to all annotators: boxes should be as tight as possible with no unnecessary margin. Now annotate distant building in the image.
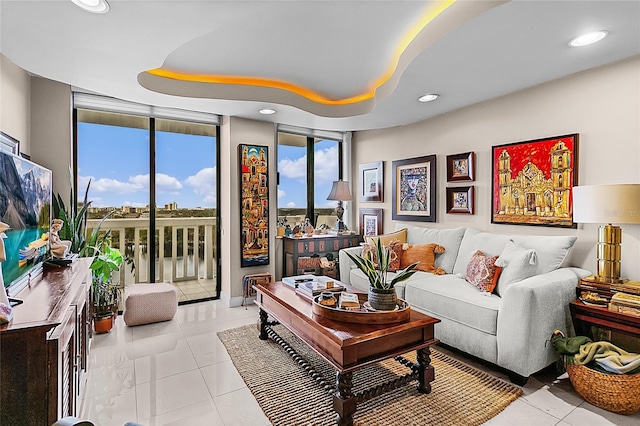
[164,202,178,210]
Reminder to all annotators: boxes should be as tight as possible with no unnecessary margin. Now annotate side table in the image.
[282,234,362,279]
[569,299,640,340]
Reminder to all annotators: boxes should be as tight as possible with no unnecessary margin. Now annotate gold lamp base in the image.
[594,223,624,283]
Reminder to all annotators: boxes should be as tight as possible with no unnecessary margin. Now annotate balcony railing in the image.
[87,217,216,286]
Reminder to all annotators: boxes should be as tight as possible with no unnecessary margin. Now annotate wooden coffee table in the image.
[253,281,440,426]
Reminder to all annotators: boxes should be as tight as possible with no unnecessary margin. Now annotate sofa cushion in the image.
[405,275,501,335]
[400,243,446,274]
[453,228,577,276]
[361,240,403,271]
[365,228,408,246]
[465,250,502,293]
[395,224,465,274]
[494,240,537,296]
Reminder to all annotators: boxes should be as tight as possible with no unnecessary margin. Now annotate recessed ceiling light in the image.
[259,108,276,115]
[418,94,439,103]
[71,0,110,14]
[569,31,608,47]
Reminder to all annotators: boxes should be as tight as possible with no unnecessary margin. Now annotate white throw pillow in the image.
[494,240,537,297]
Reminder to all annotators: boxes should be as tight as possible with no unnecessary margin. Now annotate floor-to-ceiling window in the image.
[277,128,345,230]
[74,96,220,304]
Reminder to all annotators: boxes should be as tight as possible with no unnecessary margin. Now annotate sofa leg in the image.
[508,371,529,386]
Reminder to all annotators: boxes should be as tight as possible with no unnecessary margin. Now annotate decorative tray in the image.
[311,293,410,324]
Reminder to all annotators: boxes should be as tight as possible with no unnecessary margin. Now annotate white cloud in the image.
[278,146,338,184]
[278,156,307,182]
[314,145,339,184]
[287,202,296,208]
[91,177,141,194]
[130,173,183,194]
[185,167,216,205]
[278,189,286,198]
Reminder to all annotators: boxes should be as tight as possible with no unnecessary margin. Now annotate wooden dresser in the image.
[1,257,92,426]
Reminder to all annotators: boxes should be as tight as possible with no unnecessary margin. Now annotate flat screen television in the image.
[0,150,52,296]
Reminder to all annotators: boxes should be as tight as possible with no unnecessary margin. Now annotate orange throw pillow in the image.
[400,243,446,274]
[361,240,403,271]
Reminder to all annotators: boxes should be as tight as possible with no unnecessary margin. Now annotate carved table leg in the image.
[333,372,356,426]
[416,347,435,394]
[258,308,268,340]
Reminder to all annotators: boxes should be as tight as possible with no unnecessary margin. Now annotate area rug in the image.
[218,324,522,426]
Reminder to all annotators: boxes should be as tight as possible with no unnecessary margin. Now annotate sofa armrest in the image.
[496,267,591,377]
[338,246,363,286]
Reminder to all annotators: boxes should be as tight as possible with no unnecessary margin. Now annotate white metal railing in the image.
[86,217,216,285]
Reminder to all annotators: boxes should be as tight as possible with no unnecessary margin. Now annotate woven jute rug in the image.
[218,324,523,426]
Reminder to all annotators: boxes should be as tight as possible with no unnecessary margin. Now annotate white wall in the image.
[219,117,276,306]
[0,53,30,153]
[352,56,640,279]
[30,76,72,199]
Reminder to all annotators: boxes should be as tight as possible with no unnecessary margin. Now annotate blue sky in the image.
[77,123,216,209]
[77,123,337,210]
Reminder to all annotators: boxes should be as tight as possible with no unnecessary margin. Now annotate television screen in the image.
[0,150,52,295]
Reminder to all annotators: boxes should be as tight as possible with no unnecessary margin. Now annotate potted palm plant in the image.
[90,243,124,333]
[344,238,419,310]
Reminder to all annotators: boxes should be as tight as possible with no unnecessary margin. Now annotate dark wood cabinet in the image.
[282,234,362,279]
[1,258,92,426]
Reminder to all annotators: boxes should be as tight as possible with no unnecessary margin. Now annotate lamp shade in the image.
[326,180,353,202]
[572,184,640,224]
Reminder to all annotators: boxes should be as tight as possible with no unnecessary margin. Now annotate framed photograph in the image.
[358,161,383,202]
[447,151,475,182]
[491,133,579,228]
[446,186,474,214]
[392,155,436,222]
[359,208,383,236]
[0,131,20,155]
[239,144,270,267]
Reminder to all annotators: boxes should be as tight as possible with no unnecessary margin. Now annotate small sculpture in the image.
[50,219,72,259]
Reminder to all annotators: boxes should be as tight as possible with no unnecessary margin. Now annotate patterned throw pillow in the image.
[400,243,446,274]
[364,228,408,246]
[465,250,502,293]
[361,240,403,271]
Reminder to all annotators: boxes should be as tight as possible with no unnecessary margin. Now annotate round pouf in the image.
[123,283,178,326]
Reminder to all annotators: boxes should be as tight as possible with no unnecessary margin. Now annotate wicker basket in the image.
[566,363,640,415]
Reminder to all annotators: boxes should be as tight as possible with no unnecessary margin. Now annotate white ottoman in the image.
[123,283,178,326]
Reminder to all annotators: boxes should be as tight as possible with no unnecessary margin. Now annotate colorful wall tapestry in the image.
[239,144,269,267]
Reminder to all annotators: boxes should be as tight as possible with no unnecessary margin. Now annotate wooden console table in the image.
[282,234,362,279]
[1,258,92,426]
[570,300,640,340]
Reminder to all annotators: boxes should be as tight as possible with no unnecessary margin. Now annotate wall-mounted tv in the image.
[0,150,52,296]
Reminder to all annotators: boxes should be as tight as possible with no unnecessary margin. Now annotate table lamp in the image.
[572,184,640,283]
[326,180,353,230]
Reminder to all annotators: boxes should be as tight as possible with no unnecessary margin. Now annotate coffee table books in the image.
[282,274,317,288]
[294,277,345,299]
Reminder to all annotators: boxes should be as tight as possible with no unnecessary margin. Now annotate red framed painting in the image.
[491,134,579,228]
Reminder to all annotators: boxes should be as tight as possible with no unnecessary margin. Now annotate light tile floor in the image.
[80,300,640,426]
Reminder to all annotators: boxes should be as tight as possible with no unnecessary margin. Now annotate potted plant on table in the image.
[344,238,419,310]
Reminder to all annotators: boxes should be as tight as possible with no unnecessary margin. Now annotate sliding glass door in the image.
[76,109,220,303]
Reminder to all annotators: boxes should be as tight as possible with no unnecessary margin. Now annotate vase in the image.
[93,313,114,334]
[368,287,397,311]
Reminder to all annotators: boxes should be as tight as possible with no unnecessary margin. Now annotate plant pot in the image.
[368,287,397,311]
[93,313,114,334]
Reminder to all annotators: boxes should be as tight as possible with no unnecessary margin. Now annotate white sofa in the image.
[339,224,591,384]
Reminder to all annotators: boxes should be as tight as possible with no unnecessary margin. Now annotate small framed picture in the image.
[359,208,383,236]
[446,186,474,214]
[446,152,475,182]
[358,161,383,202]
